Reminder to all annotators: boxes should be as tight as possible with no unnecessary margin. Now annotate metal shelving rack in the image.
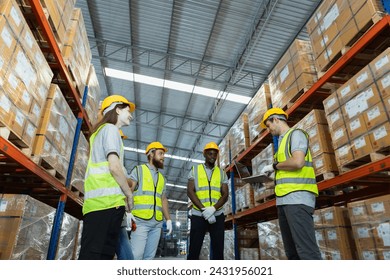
[0,0,92,259]
[225,15,390,228]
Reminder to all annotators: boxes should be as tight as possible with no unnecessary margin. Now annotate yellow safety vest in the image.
[132,164,165,221]
[274,129,318,197]
[83,124,125,215]
[193,164,223,211]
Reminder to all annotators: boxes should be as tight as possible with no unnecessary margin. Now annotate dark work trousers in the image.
[187,213,225,260]
[277,204,322,260]
[78,206,125,260]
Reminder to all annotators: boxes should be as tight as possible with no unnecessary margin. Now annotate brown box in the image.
[324,227,355,259]
[369,122,390,151]
[377,72,390,98]
[365,194,390,221]
[0,91,13,127]
[0,0,25,36]
[363,102,388,130]
[307,125,335,156]
[351,67,375,92]
[369,48,390,78]
[313,153,338,176]
[327,108,344,131]
[377,249,390,260]
[345,115,367,139]
[323,92,340,115]
[314,229,327,249]
[337,81,355,105]
[351,223,376,250]
[384,95,390,114]
[351,134,373,159]
[348,199,369,224]
[373,221,390,248]
[321,206,350,227]
[22,121,36,148]
[330,125,349,149]
[9,107,25,138]
[334,143,354,167]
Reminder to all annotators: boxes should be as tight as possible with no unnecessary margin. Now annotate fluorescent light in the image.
[168,199,188,204]
[123,146,203,163]
[166,183,187,189]
[105,67,251,104]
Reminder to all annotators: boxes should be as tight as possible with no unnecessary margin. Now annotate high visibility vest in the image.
[274,129,318,197]
[193,164,223,211]
[132,164,165,221]
[83,124,125,215]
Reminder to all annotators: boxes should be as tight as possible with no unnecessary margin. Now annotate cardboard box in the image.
[365,194,390,221]
[363,102,388,130]
[377,249,390,260]
[334,144,354,167]
[313,153,338,175]
[324,227,355,259]
[314,229,327,250]
[337,82,355,105]
[323,92,340,115]
[377,72,390,98]
[321,206,351,227]
[345,115,367,139]
[0,0,25,36]
[22,120,36,148]
[348,199,369,224]
[0,91,13,127]
[330,125,349,149]
[327,108,345,131]
[369,48,390,78]
[369,122,390,151]
[351,223,376,250]
[372,221,390,248]
[351,134,373,159]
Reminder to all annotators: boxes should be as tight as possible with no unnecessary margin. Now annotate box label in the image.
[327,229,337,240]
[371,202,385,213]
[330,111,340,124]
[373,125,388,141]
[1,26,13,48]
[334,128,344,140]
[324,212,334,222]
[337,145,349,156]
[381,74,390,88]
[280,65,289,84]
[352,206,365,216]
[0,95,12,112]
[340,85,351,97]
[366,106,380,121]
[356,71,369,86]
[314,158,324,168]
[326,97,337,108]
[350,118,361,131]
[357,227,370,238]
[322,4,339,30]
[10,7,22,27]
[312,143,320,154]
[26,123,35,138]
[0,200,7,211]
[378,223,390,246]
[375,55,389,71]
[354,137,366,149]
[362,251,376,260]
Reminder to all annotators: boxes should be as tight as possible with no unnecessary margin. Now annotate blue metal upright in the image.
[382,0,390,13]
[47,86,89,259]
[229,141,240,260]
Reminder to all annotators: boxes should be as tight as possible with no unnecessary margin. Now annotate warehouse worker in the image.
[128,142,172,260]
[187,142,229,260]
[115,130,135,260]
[79,95,135,260]
[260,108,321,260]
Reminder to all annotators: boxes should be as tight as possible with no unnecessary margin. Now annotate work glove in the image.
[261,164,274,176]
[125,212,136,232]
[166,220,173,235]
[202,206,216,220]
[208,215,216,224]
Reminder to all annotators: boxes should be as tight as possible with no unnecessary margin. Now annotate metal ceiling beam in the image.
[89,38,264,90]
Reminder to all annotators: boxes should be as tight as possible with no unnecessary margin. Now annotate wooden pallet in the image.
[31,155,66,183]
[339,151,389,173]
[316,171,337,183]
[0,126,32,156]
[255,191,275,205]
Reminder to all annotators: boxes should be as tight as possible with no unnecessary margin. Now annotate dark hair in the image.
[91,103,129,135]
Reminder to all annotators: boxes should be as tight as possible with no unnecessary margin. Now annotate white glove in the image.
[202,206,216,220]
[208,215,216,224]
[261,164,274,176]
[125,212,136,231]
[166,220,173,235]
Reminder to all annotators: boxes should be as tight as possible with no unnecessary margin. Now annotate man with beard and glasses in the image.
[127,142,172,259]
[187,142,229,260]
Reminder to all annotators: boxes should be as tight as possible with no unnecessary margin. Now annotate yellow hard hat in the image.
[203,142,219,153]
[145,142,168,154]
[260,108,288,128]
[119,130,128,139]
[100,95,135,114]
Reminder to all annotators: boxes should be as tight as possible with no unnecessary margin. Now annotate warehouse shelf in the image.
[28,0,92,134]
[225,15,390,227]
[0,137,83,219]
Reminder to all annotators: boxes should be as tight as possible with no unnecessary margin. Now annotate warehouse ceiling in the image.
[76,0,322,212]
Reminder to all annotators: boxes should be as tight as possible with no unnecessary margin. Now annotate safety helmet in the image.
[203,142,219,153]
[145,142,168,154]
[260,108,288,128]
[119,130,128,139]
[100,95,135,115]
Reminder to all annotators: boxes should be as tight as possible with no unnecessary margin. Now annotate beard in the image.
[153,157,164,169]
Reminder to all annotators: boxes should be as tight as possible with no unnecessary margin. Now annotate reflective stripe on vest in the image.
[193,164,222,211]
[83,124,126,215]
[132,164,164,221]
[275,129,318,197]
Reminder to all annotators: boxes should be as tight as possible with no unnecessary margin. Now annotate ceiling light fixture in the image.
[168,199,188,204]
[105,67,251,104]
[166,183,187,189]
[123,146,203,163]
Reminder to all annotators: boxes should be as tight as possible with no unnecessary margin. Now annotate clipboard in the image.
[241,173,274,184]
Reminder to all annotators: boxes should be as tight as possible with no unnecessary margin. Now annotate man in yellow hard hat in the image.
[127,141,172,259]
[260,108,321,260]
[187,142,229,260]
[79,95,135,260]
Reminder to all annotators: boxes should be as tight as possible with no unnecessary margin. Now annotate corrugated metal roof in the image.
[76,0,322,211]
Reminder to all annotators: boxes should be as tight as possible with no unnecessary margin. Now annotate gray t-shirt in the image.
[188,164,228,216]
[276,129,316,208]
[90,123,124,166]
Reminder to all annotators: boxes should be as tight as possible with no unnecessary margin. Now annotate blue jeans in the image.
[116,227,134,260]
[130,218,162,260]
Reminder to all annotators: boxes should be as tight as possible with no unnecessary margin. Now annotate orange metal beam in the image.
[318,155,390,191]
[28,0,92,133]
[0,137,83,206]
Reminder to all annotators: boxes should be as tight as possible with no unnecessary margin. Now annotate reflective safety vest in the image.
[274,129,318,197]
[132,164,165,221]
[83,124,125,215]
[193,164,223,211]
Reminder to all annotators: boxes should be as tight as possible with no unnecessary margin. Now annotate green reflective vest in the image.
[193,164,223,211]
[132,164,165,221]
[274,129,318,197]
[83,124,126,215]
